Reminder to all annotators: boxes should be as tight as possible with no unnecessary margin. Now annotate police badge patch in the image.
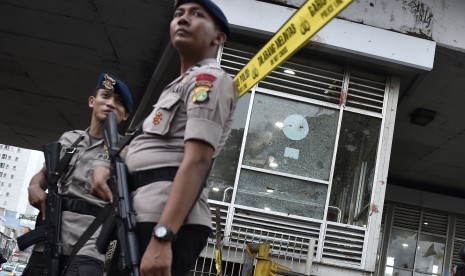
[193,86,210,103]
[192,74,217,103]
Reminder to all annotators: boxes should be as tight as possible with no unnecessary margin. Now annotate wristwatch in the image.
[152,224,176,242]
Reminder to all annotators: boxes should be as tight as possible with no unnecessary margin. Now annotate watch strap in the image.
[153,224,176,242]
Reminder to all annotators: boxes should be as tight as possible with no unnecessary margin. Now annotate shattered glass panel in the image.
[242,93,339,180]
[414,234,445,275]
[384,268,413,276]
[235,169,328,219]
[386,229,418,270]
[328,111,381,227]
[207,94,251,202]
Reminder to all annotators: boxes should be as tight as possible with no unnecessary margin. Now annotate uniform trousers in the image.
[23,251,104,276]
[106,223,210,276]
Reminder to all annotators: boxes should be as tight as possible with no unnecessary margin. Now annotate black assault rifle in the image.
[17,142,63,276]
[97,111,140,276]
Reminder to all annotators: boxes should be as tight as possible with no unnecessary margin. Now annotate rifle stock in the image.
[99,112,140,276]
[17,142,68,275]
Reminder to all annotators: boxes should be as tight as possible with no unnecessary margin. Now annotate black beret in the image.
[95,73,133,113]
[175,0,231,38]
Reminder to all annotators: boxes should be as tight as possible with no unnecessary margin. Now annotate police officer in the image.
[24,73,133,275]
[91,0,237,275]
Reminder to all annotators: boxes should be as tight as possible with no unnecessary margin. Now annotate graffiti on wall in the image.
[403,0,433,38]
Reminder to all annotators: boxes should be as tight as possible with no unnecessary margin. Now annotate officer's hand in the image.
[28,184,46,219]
[90,166,113,202]
[140,238,172,276]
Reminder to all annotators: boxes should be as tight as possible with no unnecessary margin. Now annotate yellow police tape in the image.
[215,249,222,275]
[234,0,354,96]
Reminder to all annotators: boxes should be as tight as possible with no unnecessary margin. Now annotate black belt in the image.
[62,198,103,217]
[131,167,179,191]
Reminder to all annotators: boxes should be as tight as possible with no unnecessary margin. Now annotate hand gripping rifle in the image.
[17,142,63,276]
[97,111,140,276]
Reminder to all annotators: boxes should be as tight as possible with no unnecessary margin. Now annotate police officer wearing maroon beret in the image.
[91,0,238,275]
[24,73,132,275]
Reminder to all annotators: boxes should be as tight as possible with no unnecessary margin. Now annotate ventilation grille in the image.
[257,61,344,106]
[220,46,255,79]
[322,223,365,265]
[193,205,320,274]
[452,238,465,268]
[392,206,421,230]
[452,216,465,268]
[455,216,465,240]
[219,46,388,114]
[346,68,386,113]
[230,207,320,262]
[381,203,388,227]
[420,210,449,236]
[192,202,236,276]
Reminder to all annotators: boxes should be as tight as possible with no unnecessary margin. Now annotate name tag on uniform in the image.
[97,154,109,160]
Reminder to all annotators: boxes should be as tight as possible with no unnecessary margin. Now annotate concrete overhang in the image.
[216,0,436,72]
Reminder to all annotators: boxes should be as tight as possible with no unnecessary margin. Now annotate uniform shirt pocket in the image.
[85,155,110,192]
[143,93,181,136]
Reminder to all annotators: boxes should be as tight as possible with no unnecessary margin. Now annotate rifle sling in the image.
[57,135,84,176]
[117,120,144,152]
[62,198,103,217]
[36,136,84,225]
[61,204,113,275]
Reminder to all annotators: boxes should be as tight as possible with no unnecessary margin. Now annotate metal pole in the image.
[304,239,315,276]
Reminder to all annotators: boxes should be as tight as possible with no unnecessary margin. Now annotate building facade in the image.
[0,144,42,261]
[0,144,43,216]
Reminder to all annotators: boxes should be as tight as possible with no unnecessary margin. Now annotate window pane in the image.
[414,273,441,276]
[414,234,445,275]
[385,267,413,276]
[207,94,251,202]
[235,169,327,219]
[386,229,418,270]
[328,111,381,226]
[242,93,339,180]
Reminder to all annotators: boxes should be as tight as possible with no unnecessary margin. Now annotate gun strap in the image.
[26,136,84,248]
[61,204,113,275]
[117,120,144,152]
[57,135,84,176]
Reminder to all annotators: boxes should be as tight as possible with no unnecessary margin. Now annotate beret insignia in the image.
[102,74,116,91]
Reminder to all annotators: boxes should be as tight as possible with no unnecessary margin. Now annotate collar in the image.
[166,58,219,89]
[83,127,104,148]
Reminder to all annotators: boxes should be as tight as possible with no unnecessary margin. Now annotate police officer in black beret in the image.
[24,73,133,275]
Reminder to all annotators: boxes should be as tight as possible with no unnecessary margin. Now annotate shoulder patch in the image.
[190,69,220,105]
[195,73,216,91]
[192,86,211,103]
[196,73,217,83]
